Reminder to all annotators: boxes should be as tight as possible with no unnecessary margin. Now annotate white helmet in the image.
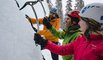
[80,3,103,23]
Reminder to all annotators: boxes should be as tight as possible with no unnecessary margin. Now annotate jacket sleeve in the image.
[30,18,43,24]
[39,18,63,39]
[45,36,82,56]
[38,30,48,35]
[49,26,65,39]
[45,41,74,56]
[48,18,65,39]
[52,18,60,30]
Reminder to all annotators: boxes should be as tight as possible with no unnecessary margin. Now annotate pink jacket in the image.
[46,34,103,60]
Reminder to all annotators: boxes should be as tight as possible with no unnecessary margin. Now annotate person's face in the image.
[78,19,88,33]
[65,16,72,27]
[49,13,55,18]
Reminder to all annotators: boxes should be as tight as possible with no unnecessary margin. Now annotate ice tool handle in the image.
[25,14,37,32]
[20,1,39,32]
[38,0,46,16]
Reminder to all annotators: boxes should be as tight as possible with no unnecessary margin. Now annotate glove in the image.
[43,17,52,29]
[34,33,48,50]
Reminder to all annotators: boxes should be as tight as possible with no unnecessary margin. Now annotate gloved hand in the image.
[34,33,48,50]
[43,17,52,29]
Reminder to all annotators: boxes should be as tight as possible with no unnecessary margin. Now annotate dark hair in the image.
[54,13,59,18]
[81,17,103,38]
[68,15,80,24]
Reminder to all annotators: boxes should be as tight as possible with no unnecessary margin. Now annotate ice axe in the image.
[20,1,40,32]
[14,0,20,8]
[25,14,46,60]
[38,0,46,16]
[15,0,47,32]
[15,1,46,60]
[25,14,37,32]
[20,0,46,16]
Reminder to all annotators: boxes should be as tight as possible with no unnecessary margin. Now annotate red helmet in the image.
[68,10,80,19]
[67,10,80,23]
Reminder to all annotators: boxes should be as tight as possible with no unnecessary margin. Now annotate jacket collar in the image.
[64,25,80,34]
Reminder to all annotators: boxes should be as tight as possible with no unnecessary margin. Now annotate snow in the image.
[0,0,46,60]
[0,0,63,60]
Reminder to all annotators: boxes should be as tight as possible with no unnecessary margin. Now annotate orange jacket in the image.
[30,17,60,42]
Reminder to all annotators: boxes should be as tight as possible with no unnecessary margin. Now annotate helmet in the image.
[80,3,103,23]
[68,10,80,19]
[50,7,57,13]
[67,10,80,23]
